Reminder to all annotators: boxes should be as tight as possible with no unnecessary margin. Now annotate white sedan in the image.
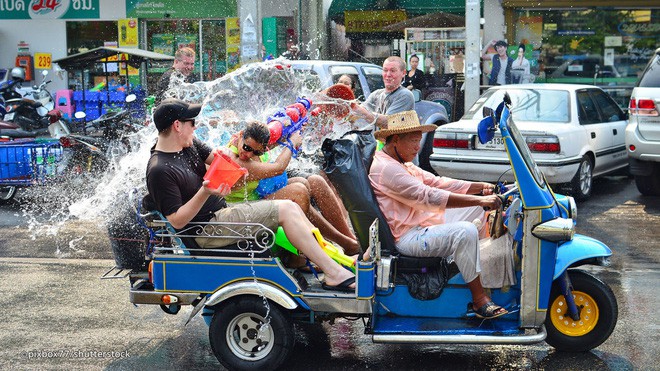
[430,84,628,200]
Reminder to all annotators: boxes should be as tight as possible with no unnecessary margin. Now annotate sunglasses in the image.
[242,142,264,156]
[184,119,196,127]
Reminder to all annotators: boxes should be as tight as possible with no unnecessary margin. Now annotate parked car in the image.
[625,47,660,196]
[430,84,628,200]
[288,60,448,173]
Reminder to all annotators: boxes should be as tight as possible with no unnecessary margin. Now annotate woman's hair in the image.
[518,43,525,52]
[337,74,356,89]
[410,54,419,62]
[243,121,271,148]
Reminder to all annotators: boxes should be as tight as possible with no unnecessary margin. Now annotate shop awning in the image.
[53,47,175,70]
[329,0,467,24]
[382,12,465,31]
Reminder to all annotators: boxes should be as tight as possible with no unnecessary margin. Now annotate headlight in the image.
[532,217,574,242]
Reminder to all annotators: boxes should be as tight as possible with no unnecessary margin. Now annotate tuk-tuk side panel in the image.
[374,284,520,319]
[356,260,375,298]
[371,315,522,336]
[151,256,301,295]
[519,209,558,328]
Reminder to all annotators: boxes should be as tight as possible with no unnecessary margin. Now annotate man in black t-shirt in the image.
[145,98,356,291]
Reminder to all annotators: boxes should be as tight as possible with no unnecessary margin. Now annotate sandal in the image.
[468,301,508,319]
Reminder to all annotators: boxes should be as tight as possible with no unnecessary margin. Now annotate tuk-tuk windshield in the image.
[506,110,547,187]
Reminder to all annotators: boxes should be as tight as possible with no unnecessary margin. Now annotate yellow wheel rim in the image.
[550,290,599,336]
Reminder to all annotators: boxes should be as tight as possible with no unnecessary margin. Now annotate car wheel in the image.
[634,162,660,196]
[570,156,593,200]
[0,186,17,204]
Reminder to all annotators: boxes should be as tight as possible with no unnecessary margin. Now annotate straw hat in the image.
[374,111,437,141]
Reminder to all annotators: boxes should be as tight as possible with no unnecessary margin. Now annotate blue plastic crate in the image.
[109,91,126,103]
[85,91,101,102]
[0,142,33,182]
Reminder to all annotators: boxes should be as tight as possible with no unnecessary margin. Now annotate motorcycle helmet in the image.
[10,67,25,81]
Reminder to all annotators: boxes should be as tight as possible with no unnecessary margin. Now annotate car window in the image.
[362,66,384,99]
[465,88,569,123]
[577,90,601,125]
[590,90,625,122]
[637,53,660,88]
[328,66,362,101]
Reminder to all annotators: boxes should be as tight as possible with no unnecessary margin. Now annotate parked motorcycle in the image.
[0,67,25,119]
[2,70,70,138]
[58,94,143,175]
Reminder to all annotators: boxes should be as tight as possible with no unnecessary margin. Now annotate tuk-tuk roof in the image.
[53,47,174,70]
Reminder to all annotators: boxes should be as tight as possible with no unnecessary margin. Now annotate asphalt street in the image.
[0,175,658,370]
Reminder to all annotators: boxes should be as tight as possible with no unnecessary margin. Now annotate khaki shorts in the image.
[196,200,279,248]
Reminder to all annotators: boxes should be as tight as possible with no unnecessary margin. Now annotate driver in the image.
[369,110,508,319]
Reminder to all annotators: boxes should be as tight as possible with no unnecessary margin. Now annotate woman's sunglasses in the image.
[242,142,264,156]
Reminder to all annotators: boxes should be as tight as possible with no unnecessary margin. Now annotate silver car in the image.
[430,84,628,200]
[625,47,660,196]
[289,60,448,173]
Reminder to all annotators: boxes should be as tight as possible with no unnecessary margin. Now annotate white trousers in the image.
[396,206,486,283]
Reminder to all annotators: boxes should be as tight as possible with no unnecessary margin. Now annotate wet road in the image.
[0,175,658,370]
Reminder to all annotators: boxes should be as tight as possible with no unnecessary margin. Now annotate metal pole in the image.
[464,0,481,113]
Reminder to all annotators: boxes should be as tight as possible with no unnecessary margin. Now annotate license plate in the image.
[475,135,505,150]
[4,112,14,121]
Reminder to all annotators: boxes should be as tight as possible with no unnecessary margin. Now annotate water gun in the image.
[274,227,356,272]
[90,81,106,92]
[266,97,313,155]
[255,172,288,198]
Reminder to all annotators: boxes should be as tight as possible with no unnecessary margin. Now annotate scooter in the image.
[58,94,143,174]
[115,94,617,370]
[2,70,70,138]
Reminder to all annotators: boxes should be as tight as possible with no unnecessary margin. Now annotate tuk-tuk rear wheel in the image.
[209,296,294,370]
[544,269,617,352]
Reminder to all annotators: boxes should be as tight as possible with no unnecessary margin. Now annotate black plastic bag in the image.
[322,130,397,255]
[399,264,450,301]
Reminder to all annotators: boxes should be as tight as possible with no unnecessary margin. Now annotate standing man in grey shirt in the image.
[353,56,415,130]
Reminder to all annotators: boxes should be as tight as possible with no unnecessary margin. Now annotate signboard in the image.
[118,19,139,48]
[226,17,241,72]
[345,10,406,33]
[0,0,100,19]
[126,0,237,19]
[34,52,52,69]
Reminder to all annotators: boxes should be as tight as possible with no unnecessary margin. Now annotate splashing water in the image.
[22,59,363,252]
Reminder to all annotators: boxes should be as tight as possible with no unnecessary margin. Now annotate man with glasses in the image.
[155,47,199,104]
[144,99,357,291]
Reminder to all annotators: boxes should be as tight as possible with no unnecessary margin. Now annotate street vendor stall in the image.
[53,47,174,120]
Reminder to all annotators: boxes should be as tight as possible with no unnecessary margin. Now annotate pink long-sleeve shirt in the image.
[369,150,471,241]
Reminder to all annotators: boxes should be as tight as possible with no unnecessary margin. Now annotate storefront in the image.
[327,0,466,63]
[502,1,660,86]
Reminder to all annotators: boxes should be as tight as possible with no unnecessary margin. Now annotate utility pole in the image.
[464,0,481,112]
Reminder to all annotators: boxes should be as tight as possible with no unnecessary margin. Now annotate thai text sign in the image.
[0,0,99,19]
[345,10,406,33]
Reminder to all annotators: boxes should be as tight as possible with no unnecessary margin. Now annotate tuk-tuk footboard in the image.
[372,325,547,345]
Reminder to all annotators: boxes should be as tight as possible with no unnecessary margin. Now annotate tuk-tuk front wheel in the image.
[209,296,294,371]
[545,269,617,352]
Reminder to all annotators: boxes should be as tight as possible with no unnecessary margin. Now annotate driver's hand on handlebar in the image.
[478,182,497,195]
[481,194,502,211]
